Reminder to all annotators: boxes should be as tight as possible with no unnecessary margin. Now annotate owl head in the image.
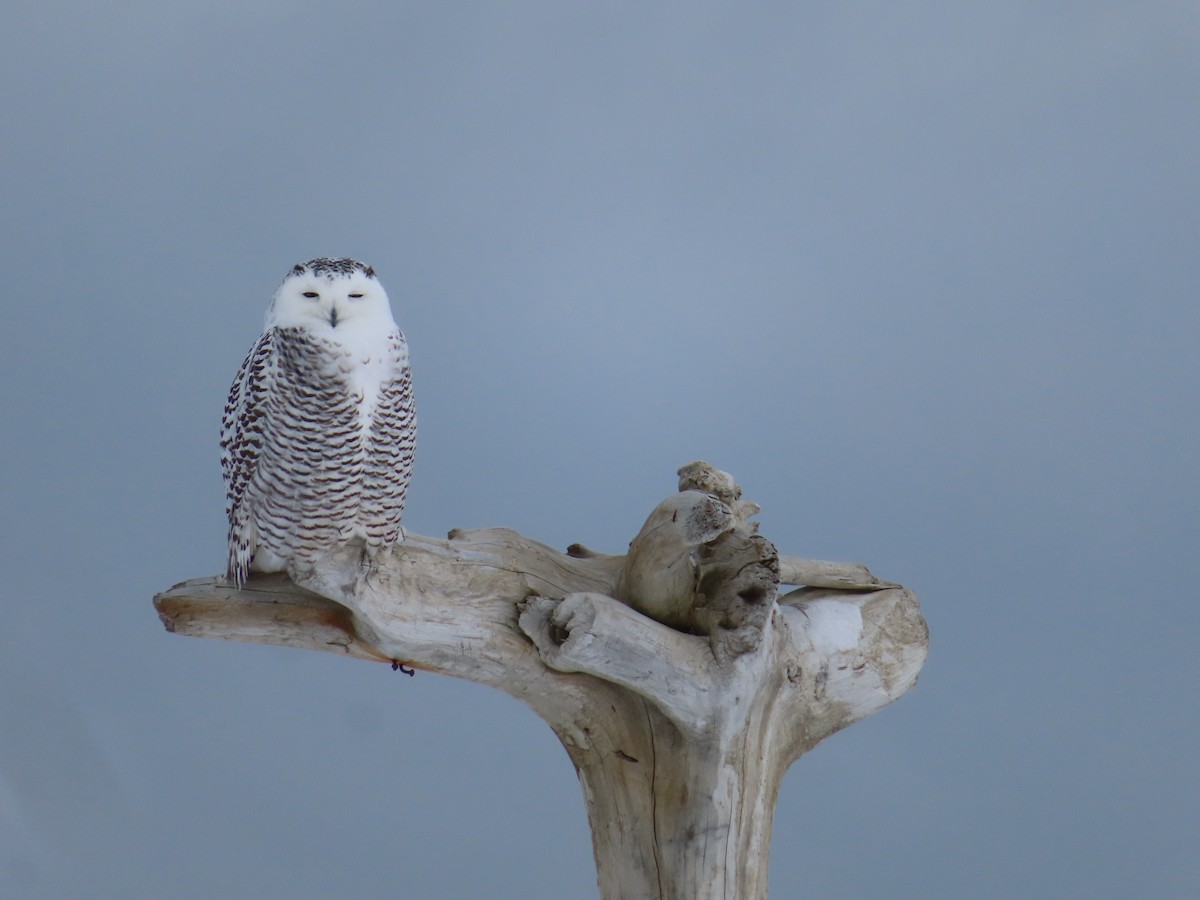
[267,258,395,333]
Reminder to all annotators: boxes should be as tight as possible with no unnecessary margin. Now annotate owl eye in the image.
[302,291,319,299]
[348,292,364,299]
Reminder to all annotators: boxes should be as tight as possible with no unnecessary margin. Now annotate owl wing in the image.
[220,328,276,587]
[362,329,417,550]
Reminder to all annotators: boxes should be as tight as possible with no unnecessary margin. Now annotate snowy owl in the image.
[221,258,416,587]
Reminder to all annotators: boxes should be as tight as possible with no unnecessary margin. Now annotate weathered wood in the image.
[154,573,386,662]
[692,528,780,662]
[153,462,928,899]
[777,556,898,591]
[614,490,735,629]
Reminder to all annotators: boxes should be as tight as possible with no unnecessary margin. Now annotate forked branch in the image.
[153,461,928,900]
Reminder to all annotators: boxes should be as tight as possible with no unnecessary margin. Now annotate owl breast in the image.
[251,327,414,572]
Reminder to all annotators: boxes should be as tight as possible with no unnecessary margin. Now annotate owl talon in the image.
[391,660,415,676]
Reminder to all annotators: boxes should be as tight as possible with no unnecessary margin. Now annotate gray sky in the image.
[2,2,1197,897]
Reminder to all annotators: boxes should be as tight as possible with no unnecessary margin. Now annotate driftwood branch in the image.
[154,461,928,899]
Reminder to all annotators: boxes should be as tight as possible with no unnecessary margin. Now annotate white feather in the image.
[221,258,416,587]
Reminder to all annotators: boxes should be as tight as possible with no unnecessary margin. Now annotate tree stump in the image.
[154,461,928,899]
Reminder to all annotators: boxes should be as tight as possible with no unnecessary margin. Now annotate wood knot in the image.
[677,460,741,505]
[694,530,781,661]
[549,620,570,646]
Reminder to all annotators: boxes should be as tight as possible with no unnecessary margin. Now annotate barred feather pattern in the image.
[220,325,415,587]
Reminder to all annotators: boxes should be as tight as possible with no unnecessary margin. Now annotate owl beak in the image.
[328,305,339,328]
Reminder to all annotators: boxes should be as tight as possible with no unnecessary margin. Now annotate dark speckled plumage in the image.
[220,260,414,587]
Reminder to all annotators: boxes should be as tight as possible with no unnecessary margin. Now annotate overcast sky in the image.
[2,2,1197,897]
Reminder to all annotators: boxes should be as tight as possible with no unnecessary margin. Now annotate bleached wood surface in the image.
[154,462,928,899]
